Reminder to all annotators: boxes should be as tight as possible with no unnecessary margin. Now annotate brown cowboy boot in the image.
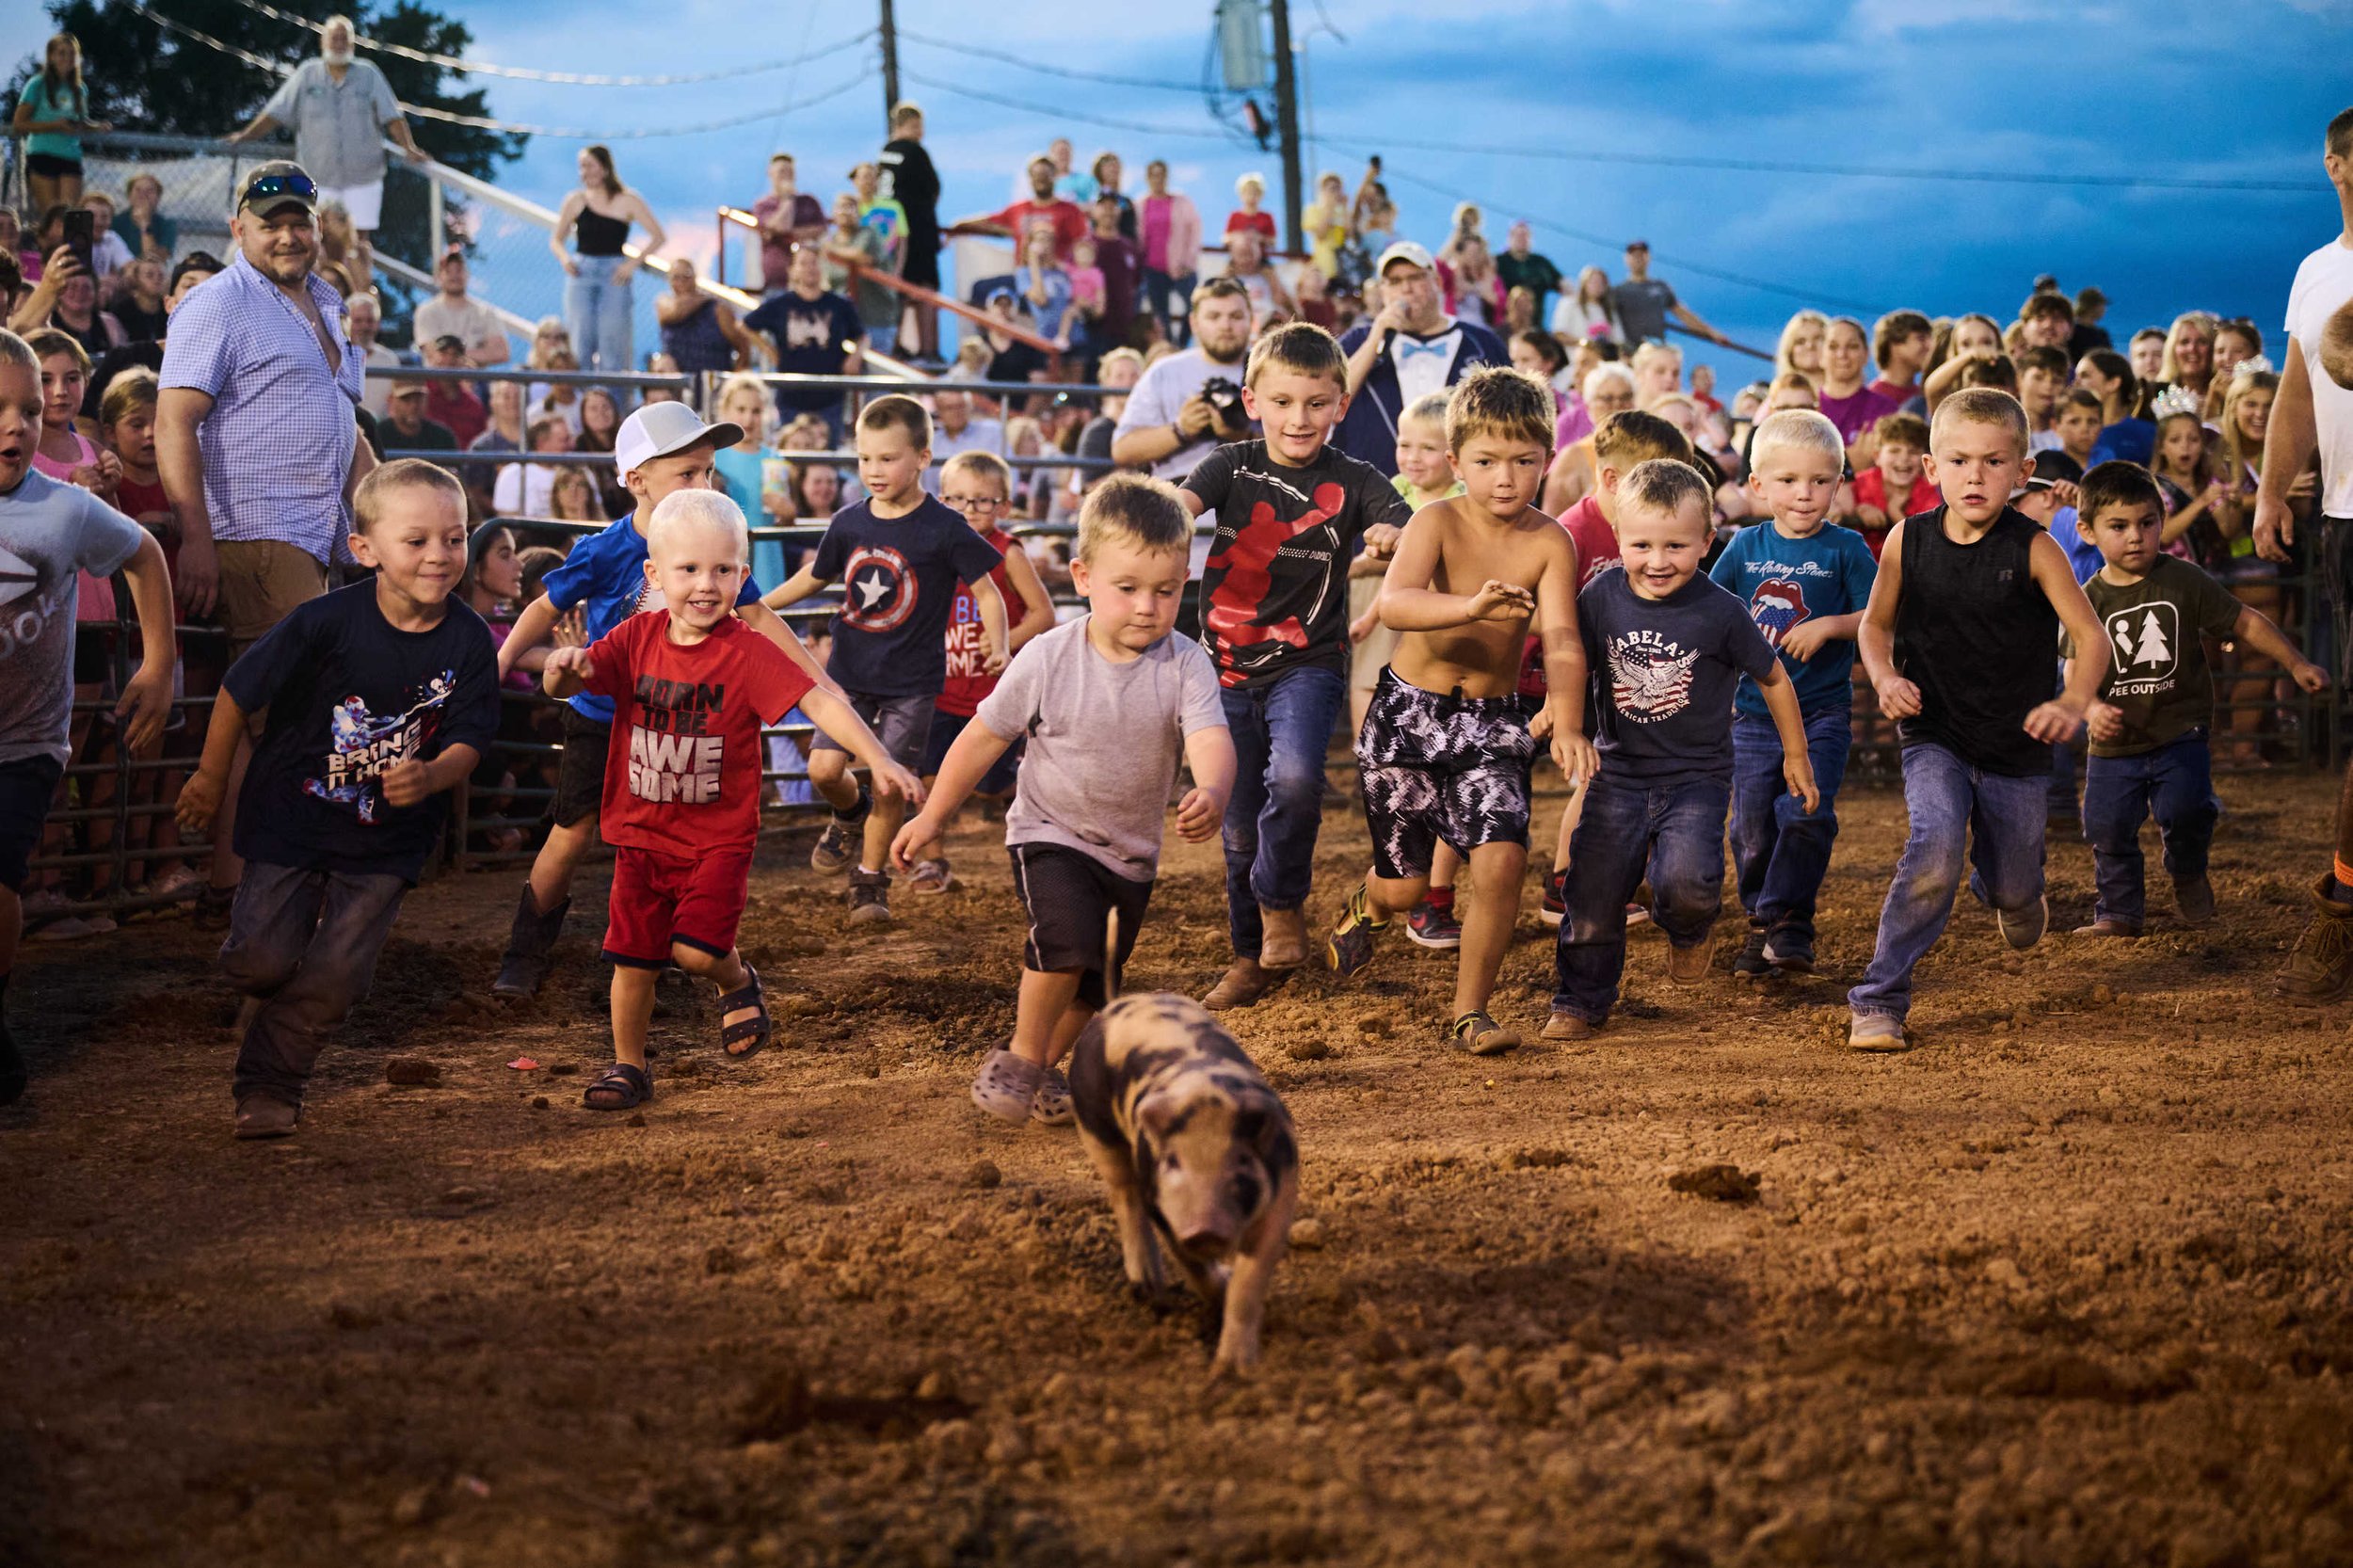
[2275,873,2353,1005]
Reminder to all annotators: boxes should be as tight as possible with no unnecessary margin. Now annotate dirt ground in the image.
[5,771,2352,1568]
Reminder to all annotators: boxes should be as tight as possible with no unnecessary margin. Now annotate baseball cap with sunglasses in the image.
[238,161,318,217]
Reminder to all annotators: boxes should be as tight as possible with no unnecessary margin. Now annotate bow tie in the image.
[1396,338,1451,361]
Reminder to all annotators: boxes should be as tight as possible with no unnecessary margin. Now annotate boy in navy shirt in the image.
[1708,409,1877,978]
[1548,459,1818,1039]
[766,394,1008,925]
[177,462,500,1139]
[488,403,830,1000]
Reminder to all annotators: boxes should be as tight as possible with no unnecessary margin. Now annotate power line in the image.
[894,28,1203,93]
[218,0,875,87]
[131,2,876,138]
[895,67,1235,143]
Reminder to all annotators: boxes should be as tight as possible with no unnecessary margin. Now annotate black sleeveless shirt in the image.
[575,206,631,257]
[1893,504,2058,777]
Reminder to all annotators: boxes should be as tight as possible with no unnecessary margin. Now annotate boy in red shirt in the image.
[544,491,920,1112]
[1850,412,1938,559]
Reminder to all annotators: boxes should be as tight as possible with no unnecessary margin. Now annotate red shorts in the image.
[601,845,753,968]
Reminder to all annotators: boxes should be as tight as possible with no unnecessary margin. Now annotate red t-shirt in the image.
[1224,211,1277,244]
[988,199,1088,262]
[1850,471,1941,560]
[1519,494,1622,696]
[582,611,814,855]
[935,528,1016,718]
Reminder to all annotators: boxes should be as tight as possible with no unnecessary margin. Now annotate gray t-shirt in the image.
[976,617,1225,881]
[0,470,146,767]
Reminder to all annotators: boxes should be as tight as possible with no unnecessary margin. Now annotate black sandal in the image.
[719,962,772,1059]
[583,1061,652,1111]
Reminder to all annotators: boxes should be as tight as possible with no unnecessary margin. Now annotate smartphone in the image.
[61,209,94,277]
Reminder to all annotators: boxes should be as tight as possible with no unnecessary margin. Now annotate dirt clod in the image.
[1286,1037,1333,1062]
[1668,1164,1761,1203]
[384,1057,441,1087]
[966,1160,1002,1190]
[1289,1218,1328,1250]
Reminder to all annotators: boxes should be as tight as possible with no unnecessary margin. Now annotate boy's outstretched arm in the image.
[175,688,250,835]
[2025,533,2107,743]
[499,593,564,681]
[802,685,926,807]
[760,561,831,613]
[969,576,1010,674]
[1002,546,1056,652]
[1532,530,1596,786]
[541,644,596,701]
[1754,663,1821,813]
[739,600,844,698]
[1176,724,1238,843]
[1375,514,1533,631]
[2233,603,2330,694]
[115,532,176,757]
[890,720,1014,871]
[1857,520,1917,718]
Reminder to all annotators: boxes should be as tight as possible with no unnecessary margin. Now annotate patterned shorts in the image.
[1356,667,1538,880]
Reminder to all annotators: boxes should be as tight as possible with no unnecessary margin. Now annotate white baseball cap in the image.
[1376,241,1434,276]
[613,400,743,484]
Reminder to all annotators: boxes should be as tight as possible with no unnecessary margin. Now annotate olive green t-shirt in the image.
[2064,557,2244,758]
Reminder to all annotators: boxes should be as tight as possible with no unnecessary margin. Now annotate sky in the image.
[10,0,2352,377]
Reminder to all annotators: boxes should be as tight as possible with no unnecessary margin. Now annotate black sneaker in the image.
[1762,923,1816,974]
[1540,868,1567,928]
[1732,925,1773,981]
[1324,881,1389,978]
[1406,895,1462,950]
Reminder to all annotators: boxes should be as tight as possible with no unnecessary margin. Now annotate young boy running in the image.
[178,462,499,1137]
[1708,409,1878,979]
[893,474,1235,1124]
[1177,322,1409,1010]
[767,394,1009,926]
[489,402,829,1000]
[544,492,920,1112]
[1325,367,1596,1054]
[0,328,175,1105]
[2066,461,2327,936]
[1547,459,1818,1039]
[1846,389,2111,1050]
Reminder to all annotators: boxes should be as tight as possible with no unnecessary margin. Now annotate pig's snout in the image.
[1176,1223,1235,1260]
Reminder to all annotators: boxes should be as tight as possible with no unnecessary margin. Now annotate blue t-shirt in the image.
[2057,509,2104,584]
[224,584,500,883]
[1707,520,1878,720]
[812,495,1007,698]
[2089,419,2155,469]
[1578,568,1775,785]
[0,470,144,768]
[537,513,766,724]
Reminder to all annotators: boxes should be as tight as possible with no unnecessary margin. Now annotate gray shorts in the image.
[808,689,933,772]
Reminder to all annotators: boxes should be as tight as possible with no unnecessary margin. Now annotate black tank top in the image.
[575,206,631,257]
[1893,505,2058,777]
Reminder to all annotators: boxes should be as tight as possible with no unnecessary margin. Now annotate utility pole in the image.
[1269,0,1304,256]
[879,0,900,127]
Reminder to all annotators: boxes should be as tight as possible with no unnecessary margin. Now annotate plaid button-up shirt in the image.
[262,58,402,191]
[160,253,363,565]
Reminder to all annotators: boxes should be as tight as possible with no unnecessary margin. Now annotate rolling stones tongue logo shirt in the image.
[221,582,500,883]
[1705,519,1879,721]
[1576,568,1776,784]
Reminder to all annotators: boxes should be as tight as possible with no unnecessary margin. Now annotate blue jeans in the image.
[2082,732,2217,927]
[222,860,408,1106]
[564,254,635,375]
[1848,743,2047,1022]
[1731,709,1849,937]
[1220,665,1346,957]
[867,322,899,357]
[1553,774,1730,1022]
[1141,269,1197,344]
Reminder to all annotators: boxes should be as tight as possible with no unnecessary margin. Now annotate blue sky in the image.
[13,0,2352,375]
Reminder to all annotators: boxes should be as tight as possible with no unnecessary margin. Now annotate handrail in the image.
[364,363,694,389]
[715,205,1064,360]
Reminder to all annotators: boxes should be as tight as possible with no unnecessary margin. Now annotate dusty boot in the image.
[492,887,570,1000]
[1203,957,1275,1011]
[1257,904,1309,970]
[2275,874,2353,1005]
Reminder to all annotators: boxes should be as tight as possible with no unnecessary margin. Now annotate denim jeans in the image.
[867,322,899,357]
[222,860,408,1106]
[1141,269,1197,345]
[2081,732,2217,927]
[1553,774,1730,1021]
[1847,743,2047,1022]
[1220,665,1346,956]
[564,253,635,375]
[1730,708,1849,937]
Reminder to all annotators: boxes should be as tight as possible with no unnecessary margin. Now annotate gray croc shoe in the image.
[970,1048,1046,1123]
[1030,1065,1074,1126]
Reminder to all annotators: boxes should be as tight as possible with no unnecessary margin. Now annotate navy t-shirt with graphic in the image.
[1578,568,1775,785]
[1706,520,1878,721]
[224,583,500,883]
[812,495,1007,698]
[742,290,865,412]
[537,513,766,725]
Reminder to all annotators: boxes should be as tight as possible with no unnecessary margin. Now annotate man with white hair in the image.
[228,14,424,292]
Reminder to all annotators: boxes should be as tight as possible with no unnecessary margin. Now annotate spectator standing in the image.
[1225,174,1276,245]
[821,193,900,358]
[654,256,761,377]
[1869,310,1935,408]
[1303,171,1351,279]
[411,249,511,368]
[1816,316,1900,445]
[550,145,664,377]
[345,289,398,417]
[421,337,486,448]
[1110,279,1256,593]
[157,162,373,925]
[1136,161,1203,347]
[742,245,863,435]
[1336,243,1509,477]
[956,156,1088,262]
[1495,222,1563,325]
[752,152,826,294]
[1090,152,1137,241]
[850,160,908,279]
[227,16,422,294]
[1083,194,1140,354]
[2071,287,2115,359]
[13,33,108,214]
[1611,240,1730,350]
[1550,265,1620,345]
[875,102,942,356]
[114,172,175,263]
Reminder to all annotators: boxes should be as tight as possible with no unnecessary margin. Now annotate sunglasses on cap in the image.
[241,171,318,207]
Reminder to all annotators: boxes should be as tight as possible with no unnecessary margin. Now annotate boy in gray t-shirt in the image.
[894,474,1235,1126]
[0,330,178,1103]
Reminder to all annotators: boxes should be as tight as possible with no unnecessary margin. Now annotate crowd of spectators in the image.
[1,37,2333,942]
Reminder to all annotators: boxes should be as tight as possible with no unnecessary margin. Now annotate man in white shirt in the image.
[926,389,1005,473]
[344,289,399,417]
[1110,278,1256,593]
[411,249,510,367]
[2254,103,2353,1005]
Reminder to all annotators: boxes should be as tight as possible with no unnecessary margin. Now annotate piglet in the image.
[1067,991,1300,1374]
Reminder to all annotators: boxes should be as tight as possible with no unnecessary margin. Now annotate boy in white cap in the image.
[488,401,833,1000]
